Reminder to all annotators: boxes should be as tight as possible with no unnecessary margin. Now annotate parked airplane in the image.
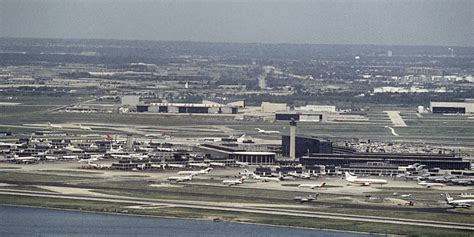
[210,162,226,167]
[251,174,280,182]
[44,155,58,161]
[78,155,103,163]
[177,168,213,176]
[444,193,474,208]
[450,178,473,186]
[79,124,92,130]
[188,163,210,168]
[167,164,186,168]
[85,163,106,169]
[235,161,249,167]
[294,193,319,203]
[0,142,19,148]
[151,164,165,169]
[345,172,388,186]
[255,128,280,135]
[48,122,63,129]
[222,177,245,186]
[10,156,39,164]
[239,169,254,176]
[298,182,326,189]
[288,171,311,179]
[418,181,446,188]
[167,175,193,182]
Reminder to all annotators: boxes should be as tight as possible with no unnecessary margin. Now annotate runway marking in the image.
[384,126,400,137]
[384,111,407,127]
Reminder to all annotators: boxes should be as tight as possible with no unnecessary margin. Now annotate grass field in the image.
[0,194,472,237]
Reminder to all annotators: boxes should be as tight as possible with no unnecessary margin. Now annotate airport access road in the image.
[0,189,474,231]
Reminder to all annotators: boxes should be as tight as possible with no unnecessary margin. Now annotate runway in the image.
[1,188,473,231]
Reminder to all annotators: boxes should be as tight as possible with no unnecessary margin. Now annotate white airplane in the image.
[251,174,280,182]
[10,156,39,163]
[235,161,249,167]
[210,162,226,167]
[294,193,319,203]
[155,147,175,152]
[401,194,412,198]
[255,128,280,135]
[151,164,165,169]
[177,168,213,176]
[62,155,79,160]
[189,163,210,168]
[167,175,193,182]
[418,181,445,188]
[298,182,327,189]
[78,155,102,163]
[345,172,388,186]
[48,122,63,129]
[0,142,19,148]
[167,164,186,168]
[222,177,245,186]
[445,193,474,208]
[44,155,57,161]
[288,172,311,179]
[84,163,106,169]
[79,124,92,130]
[239,169,254,176]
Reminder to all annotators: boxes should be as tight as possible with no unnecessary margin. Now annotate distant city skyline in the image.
[1,0,472,47]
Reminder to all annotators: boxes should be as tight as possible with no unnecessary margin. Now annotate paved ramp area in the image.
[384,111,407,127]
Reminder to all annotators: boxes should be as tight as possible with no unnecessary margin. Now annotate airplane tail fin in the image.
[345,172,356,181]
[445,193,454,202]
[321,182,326,187]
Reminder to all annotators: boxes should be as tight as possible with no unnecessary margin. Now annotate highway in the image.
[1,188,474,231]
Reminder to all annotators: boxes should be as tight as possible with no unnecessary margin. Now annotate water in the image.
[0,205,379,237]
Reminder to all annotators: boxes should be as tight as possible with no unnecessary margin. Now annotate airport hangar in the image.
[136,103,238,114]
[281,135,471,175]
[430,99,474,114]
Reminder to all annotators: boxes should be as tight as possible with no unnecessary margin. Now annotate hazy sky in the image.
[1,0,472,46]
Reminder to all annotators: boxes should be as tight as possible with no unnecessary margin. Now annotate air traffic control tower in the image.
[289,118,297,159]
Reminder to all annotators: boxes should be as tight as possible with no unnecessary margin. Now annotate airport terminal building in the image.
[196,144,275,165]
[300,153,471,175]
[281,135,332,158]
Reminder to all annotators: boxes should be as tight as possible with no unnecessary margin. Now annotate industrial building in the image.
[136,103,238,114]
[300,153,471,175]
[430,99,474,114]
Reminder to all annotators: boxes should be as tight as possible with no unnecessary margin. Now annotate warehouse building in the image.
[430,99,474,114]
